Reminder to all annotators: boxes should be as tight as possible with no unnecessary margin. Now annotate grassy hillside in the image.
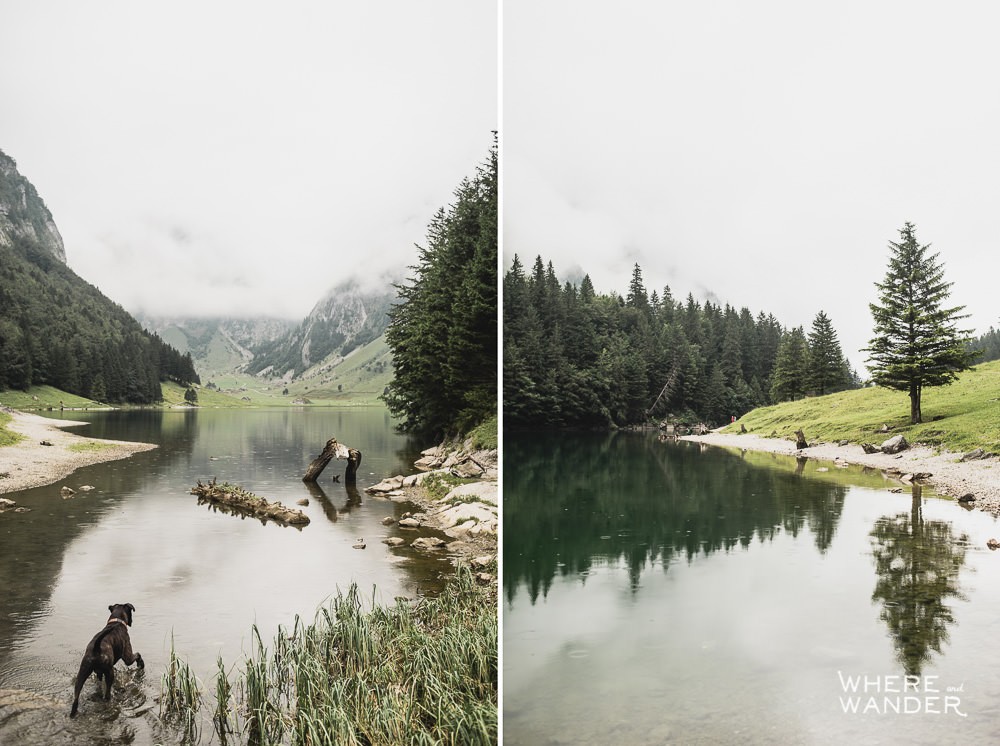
[159,381,255,408]
[728,359,1000,453]
[0,385,100,410]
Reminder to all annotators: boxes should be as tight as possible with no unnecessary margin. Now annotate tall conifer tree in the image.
[866,223,975,424]
[807,310,848,395]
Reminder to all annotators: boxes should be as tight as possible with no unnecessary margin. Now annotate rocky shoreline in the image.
[365,441,498,583]
[0,409,156,498]
[680,430,1000,513]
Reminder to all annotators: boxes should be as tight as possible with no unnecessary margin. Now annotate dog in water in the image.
[70,603,144,717]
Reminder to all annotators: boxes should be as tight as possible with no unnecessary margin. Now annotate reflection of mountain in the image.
[869,489,968,676]
[503,432,848,604]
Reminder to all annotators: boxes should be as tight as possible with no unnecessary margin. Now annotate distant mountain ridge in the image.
[135,314,296,380]
[137,283,396,383]
[0,149,66,263]
[245,281,395,380]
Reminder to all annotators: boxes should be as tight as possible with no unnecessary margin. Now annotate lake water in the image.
[0,407,452,745]
[503,431,1000,745]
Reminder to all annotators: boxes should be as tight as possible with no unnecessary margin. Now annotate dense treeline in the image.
[0,235,198,403]
[383,140,497,437]
[970,327,1000,364]
[504,258,857,429]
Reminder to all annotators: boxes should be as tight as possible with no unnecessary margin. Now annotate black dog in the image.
[70,603,144,717]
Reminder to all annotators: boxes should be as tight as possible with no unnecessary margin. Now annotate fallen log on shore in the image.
[190,479,310,526]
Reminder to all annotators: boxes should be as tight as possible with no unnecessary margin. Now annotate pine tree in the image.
[770,327,809,402]
[807,310,848,395]
[626,263,649,312]
[865,223,976,424]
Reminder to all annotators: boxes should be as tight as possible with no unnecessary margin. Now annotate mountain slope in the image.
[0,149,198,402]
[0,149,66,263]
[246,280,395,380]
[136,314,296,380]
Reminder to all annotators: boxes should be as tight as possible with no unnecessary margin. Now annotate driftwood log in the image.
[302,437,362,485]
[190,479,310,526]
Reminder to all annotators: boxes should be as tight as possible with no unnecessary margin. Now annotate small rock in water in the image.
[411,537,446,550]
[296,498,309,506]
[383,537,405,547]
[60,486,75,498]
[353,539,366,549]
[958,493,976,503]
[79,485,94,491]
[381,516,396,526]
[987,538,1000,550]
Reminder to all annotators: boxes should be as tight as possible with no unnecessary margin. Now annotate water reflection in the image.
[504,431,848,603]
[869,487,969,676]
[0,408,448,746]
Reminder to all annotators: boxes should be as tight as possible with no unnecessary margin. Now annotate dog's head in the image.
[108,603,136,626]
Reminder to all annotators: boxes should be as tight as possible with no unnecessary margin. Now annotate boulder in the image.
[861,443,879,454]
[987,538,1000,551]
[383,537,405,547]
[381,516,396,526]
[450,459,485,479]
[443,481,498,507]
[398,517,421,528]
[365,476,405,494]
[0,498,17,512]
[411,537,446,550]
[958,493,976,503]
[880,435,909,454]
[414,455,443,470]
[961,448,987,462]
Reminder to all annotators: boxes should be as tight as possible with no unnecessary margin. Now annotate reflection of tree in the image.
[504,431,848,604]
[869,489,968,676]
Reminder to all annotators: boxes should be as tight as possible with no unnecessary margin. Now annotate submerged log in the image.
[190,479,310,526]
[302,437,363,484]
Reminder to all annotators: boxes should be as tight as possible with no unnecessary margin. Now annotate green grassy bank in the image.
[727,359,1000,454]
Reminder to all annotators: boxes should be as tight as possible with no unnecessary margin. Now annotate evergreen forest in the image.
[970,327,1000,364]
[503,258,858,430]
[382,140,497,438]
[0,234,199,403]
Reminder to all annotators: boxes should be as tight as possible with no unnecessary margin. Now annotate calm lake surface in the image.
[503,431,1000,745]
[0,407,452,745]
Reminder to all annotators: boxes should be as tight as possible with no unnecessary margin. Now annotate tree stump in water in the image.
[302,437,363,485]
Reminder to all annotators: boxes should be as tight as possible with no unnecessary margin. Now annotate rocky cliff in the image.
[0,149,66,263]
[246,280,395,379]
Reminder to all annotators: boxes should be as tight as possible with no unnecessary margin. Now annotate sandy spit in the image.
[0,409,156,495]
[679,430,1000,513]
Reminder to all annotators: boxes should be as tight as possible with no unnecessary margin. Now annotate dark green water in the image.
[503,431,1000,745]
[0,408,451,745]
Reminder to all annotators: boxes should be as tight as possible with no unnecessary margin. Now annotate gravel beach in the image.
[680,430,1000,513]
[0,409,156,495]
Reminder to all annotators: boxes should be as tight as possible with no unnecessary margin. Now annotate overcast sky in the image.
[1,1,496,319]
[504,1,1000,372]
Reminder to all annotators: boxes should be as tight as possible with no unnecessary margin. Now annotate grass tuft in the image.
[165,566,496,745]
